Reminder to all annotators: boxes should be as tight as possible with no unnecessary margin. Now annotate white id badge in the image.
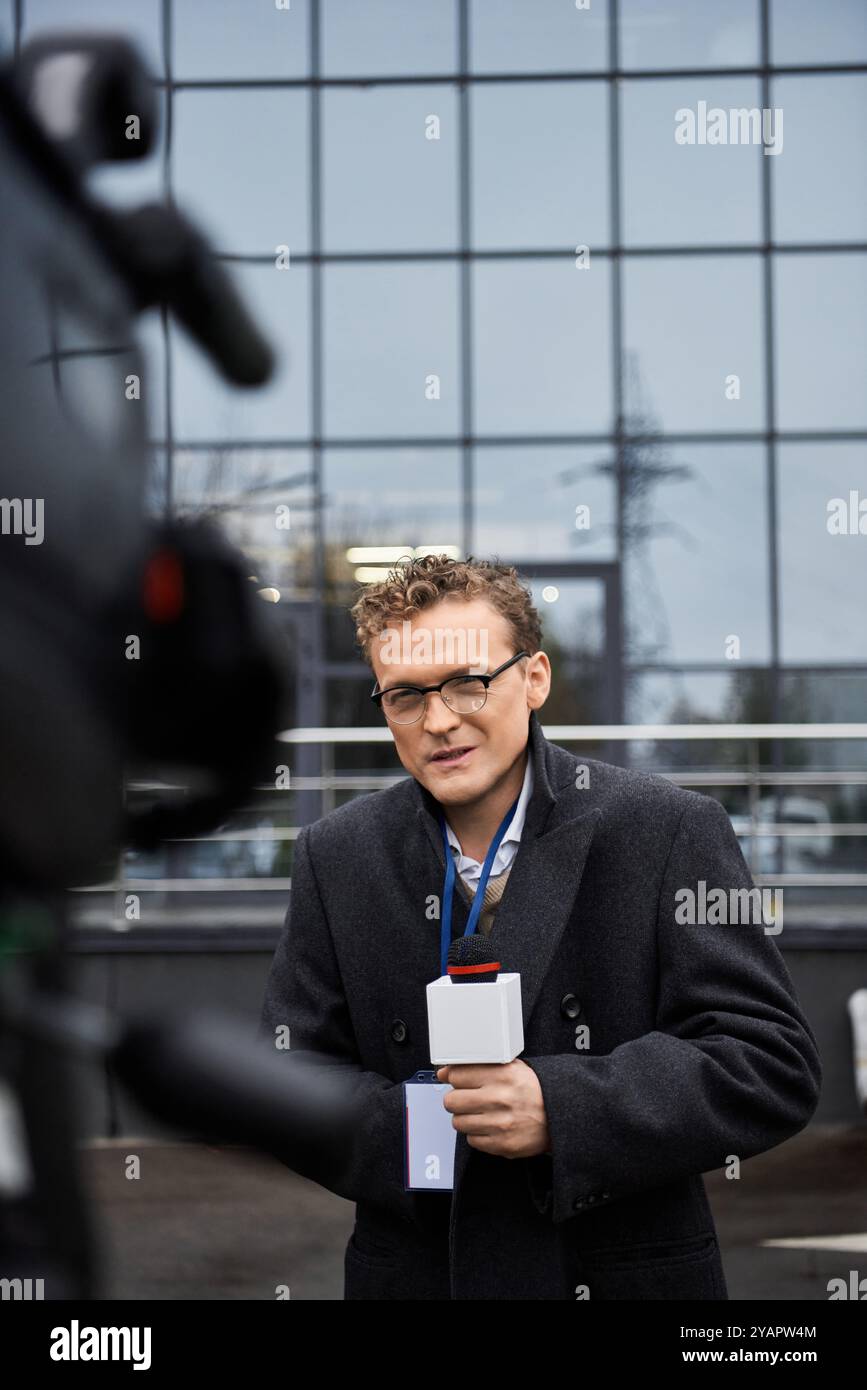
[403,1069,456,1191]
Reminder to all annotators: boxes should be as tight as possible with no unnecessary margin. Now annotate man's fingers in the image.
[449,1111,501,1136]
[443,1086,505,1114]
[439,1063,501,1088]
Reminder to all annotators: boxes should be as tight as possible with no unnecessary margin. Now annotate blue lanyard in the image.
[437,795,520,977]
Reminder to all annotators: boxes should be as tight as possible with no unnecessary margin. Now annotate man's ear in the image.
[526,651,552,710]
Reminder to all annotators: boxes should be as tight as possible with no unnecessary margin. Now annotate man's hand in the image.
[435,1059,551,1159]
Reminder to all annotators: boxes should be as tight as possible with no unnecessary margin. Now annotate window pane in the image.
[322,0,456,76]
[623,256,764,432]
[172,263,310,441]
[623,444,770,664]
[472,82,609,250]
[620,0,759,68]
[779,674,867,768]
[779,443,867,664]
[324,87,458,252]
[324,447,462,659]
[473,259,612,434]
[173,0,309,79]
[473,446,616,560]
[471,0,609,73]
[773,76,867,244]
[174,90,309,256]
[23,0,163,76]
[627,669,772,726]
[774,254,867,431]
[324,265,460,437]
[324,449,462,556]
[172,448,312,590]
[771,0,867,65]
[529,577,608,723]
[621,78,763,246]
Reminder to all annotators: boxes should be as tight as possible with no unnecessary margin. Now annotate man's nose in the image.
[421,691,461,735]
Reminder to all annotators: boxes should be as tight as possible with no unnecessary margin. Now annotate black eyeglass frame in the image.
[370,650,530,722]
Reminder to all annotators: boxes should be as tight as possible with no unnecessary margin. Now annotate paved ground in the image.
[81,1123,867,1300]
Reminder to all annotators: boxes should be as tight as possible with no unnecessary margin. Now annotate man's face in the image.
[369,596,550,808]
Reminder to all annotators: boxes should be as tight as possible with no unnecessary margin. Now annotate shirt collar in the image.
[443,745,535,860]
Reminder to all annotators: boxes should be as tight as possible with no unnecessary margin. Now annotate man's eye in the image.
[387,688,418,706]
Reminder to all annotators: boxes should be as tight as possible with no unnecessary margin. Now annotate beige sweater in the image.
[454,865,513,937]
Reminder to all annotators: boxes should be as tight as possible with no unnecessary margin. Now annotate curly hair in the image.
[350,553,543,666]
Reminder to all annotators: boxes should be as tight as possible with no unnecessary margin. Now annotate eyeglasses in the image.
[371,651,529,725]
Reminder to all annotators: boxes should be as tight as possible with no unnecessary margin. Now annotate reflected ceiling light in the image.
[345,546,412,563]
[541,585,560,603]
[345,544,462,565]
[257,587,281,603]
[354,566,394,583]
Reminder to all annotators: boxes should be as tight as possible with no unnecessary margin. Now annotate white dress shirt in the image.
[444,747,534,888]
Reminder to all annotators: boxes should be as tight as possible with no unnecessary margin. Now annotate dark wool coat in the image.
[259,711,822,1300]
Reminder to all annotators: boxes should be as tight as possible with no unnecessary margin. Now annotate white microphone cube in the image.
[426,972,524,1064]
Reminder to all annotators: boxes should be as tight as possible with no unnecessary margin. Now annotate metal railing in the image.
[277,723,867,891]
[71,725,867,932]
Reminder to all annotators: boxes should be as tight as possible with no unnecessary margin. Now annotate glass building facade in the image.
[4,0,866,935]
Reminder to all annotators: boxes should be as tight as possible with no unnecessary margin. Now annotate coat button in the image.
[560,993,582,1020]
[390,1019,408,1044]
[573,1196,585,1211]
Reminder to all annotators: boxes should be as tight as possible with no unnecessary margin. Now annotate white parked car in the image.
[730,796,833,875]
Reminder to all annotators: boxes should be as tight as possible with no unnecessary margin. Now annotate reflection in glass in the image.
[622,443,770,664]
[324,265,460,437]
[324,87,458,252]
[621,78,762,246]
[473,446,616,560]
[774,254,867,431]
[620,0,759,69]
[623,256,764,432]
[322,0,456,76]
[778,443,867,664]
[471,0,608,73]
[173,0,309,79]
[171,264,310,441]
[528,577,606,724]
[174,90,309,257]
[472,82,609,250]
[770,0,867,65]
[23,0,163,76]
[473,259,612,435]
[324,449,461,558]
[172,448,313,592]
[772,76,867,244]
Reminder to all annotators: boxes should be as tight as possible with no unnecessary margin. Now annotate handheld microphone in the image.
[427,935,524,1064]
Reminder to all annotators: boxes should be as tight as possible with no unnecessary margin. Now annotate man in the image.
[259,554,821,1300]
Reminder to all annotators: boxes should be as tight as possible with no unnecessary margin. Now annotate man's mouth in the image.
[429,745,475,766]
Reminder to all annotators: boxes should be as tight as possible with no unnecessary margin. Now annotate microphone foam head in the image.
[447,934,500,982]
